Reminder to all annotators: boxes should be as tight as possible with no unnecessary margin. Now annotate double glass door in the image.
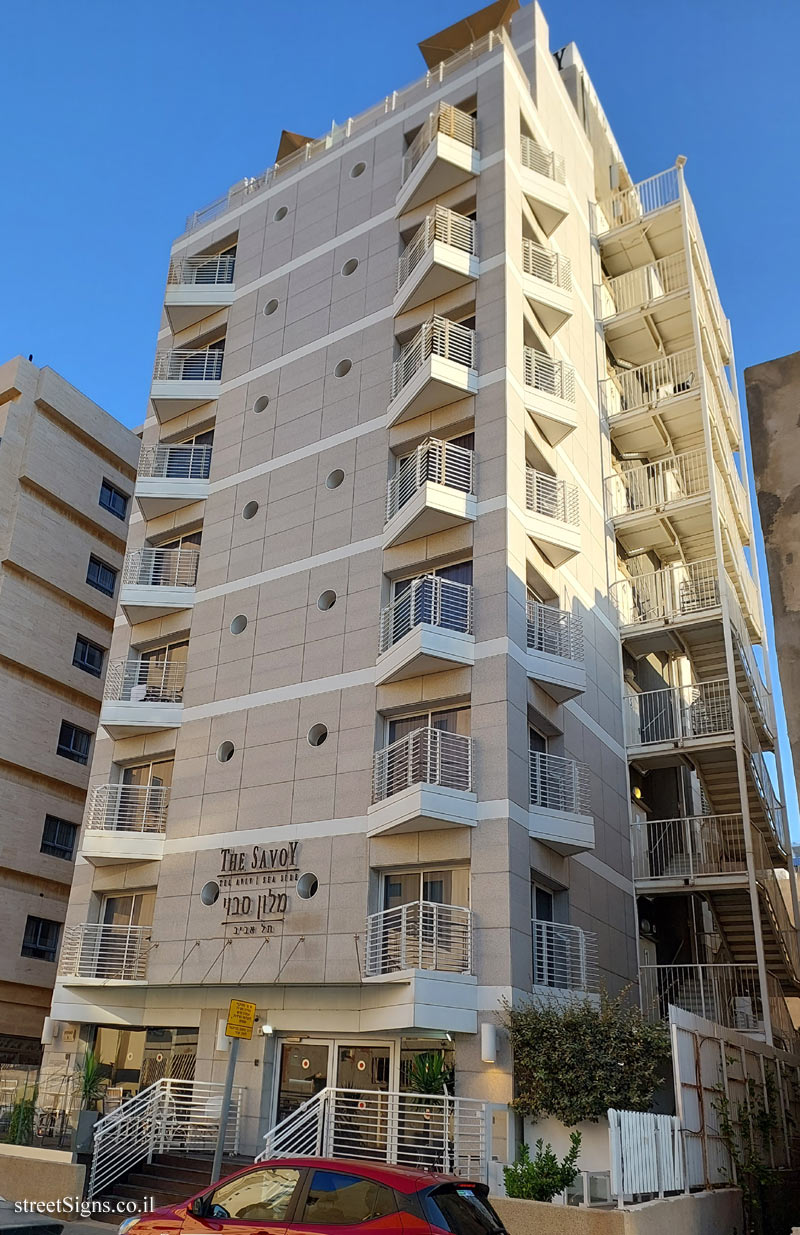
[276,1042,392,1157]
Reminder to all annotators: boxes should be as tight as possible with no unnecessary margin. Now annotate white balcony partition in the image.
[152,349,223,383]
[525,468,580,526]
[520,134,566,184]
[379,578,472,654]
[596,167,680,234]
[639,963,765,1034]
[85,784,169,834]
[103,657,186,704]
[372,728,472,802]
[624,679,733,747]
[532,920,598,993]
[603,347,698,418]
[167,253,235,286]
[631,813,747,883]
[386,439,473,522]
[529,751,590,815]
[364,901,473,976]
[610,558,720,628]
[401,102,476,182]
[526,602,584,662]
[391,317,475,399]
[397,207,476,292]
[522,239,572,291]
[522,348,575,403]
[606,448,709,518]
[122,547,199,589]
[58,923,151,981]
[602,253,687,318]
[138,443,212,480]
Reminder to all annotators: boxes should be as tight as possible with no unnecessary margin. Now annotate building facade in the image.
[0,357,138,1063]
[43,0,798,1163]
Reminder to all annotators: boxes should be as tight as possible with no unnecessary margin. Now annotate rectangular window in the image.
[41,815,78,861]
[21,916,61,963]
[86,555,117,597]
[73,634,105,677]
[99,479,129,521]
[57,721,92,765]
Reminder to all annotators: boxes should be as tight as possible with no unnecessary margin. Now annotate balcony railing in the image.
[529,751,590,815]
[122,547,199,589]
[526,468,580,526]
[372,727,472,802]
[611,558,720,628]
[103,658,186,704]
[597,167,680,234]
[402,101,476,182]
[167,253,235,286]
[602,253,688,319]
[363,901,473,976]
[391,317,475,399]
[533,920,598,992]
[378,577,472,654]
[58,923,151,981]
[397,206,476,292]
[85,784,169,834]
[639,963,765,1032]
[523,348,575,403]
[386,438,473,522]
[624,679,733,747]
[520,134,566,185]
[606,448,709,519]
[631,812,749,883]
[603,347,699,418]
[526,601,584,662]
[138,443,212,480]
[152,349,223,383]
[522,240,572,291]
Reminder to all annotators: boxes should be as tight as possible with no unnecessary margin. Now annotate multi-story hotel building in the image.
[0,356,138,1064]
[44,0,799,1170]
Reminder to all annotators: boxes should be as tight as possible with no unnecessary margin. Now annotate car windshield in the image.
[423,1185,504,1235]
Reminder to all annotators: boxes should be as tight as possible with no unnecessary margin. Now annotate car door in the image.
[181,1166,304,1235]
[285,1169,400,1235]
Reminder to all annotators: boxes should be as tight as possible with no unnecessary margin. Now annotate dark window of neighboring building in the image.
[86,555,117,597]
[73,634,105,678]
[21,916,61,963]
[57,721,92,765]
[41,815,78,861]
[99,479,129,521]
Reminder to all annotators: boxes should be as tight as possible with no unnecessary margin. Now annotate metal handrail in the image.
[397,206,476,291]
[631,813,747,883]
[522,239,572,291]
[152,349,223,382]
[122,547,199,588]
[526,600,584,662]
[58,923,151,981]
[522,347,575,403]
[624,678,733,747]
[167,253,235,286]
[601,252,687,319]
[596,167,680,234]
[532,919,598,992]
[386,438,474,522]
[103,657,186,704]
[602,347,698,418]
[529,750,590,815]
[639,963,765,1033]
[402,101,477,182]
[606,448,709,518]
[363,900,473,975]
[378,577,472,654]
[372,727,472,802]
[610,558,720,628]
[85,784,170,834]
[520,134,566,184]
[137,443,212,480]
[525,467,580,526]
[390,317,475,399]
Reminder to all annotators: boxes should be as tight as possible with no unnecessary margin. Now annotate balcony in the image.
[151,349,223,421]
[533,920,598,995]
[596,168,682,271]
[135,443,212,519]
[606,448,710,557]
[80,784,169,866]
[521,241,572,335]
[367,727,476,837]
[529,751,594,855]
[526,601,585,702]
[602,348,700,455]
[519,135,568,235]
[624,678,733,761]
[119,547,199,623]
[611,558,721,643]
[99,658,185,739]
[524,468,580,566]
[58,923,151,984]
[397,102,479,214]
[384,438,475,549]
[165,253,235,330]
[394,207,478,314]
[363,901,473,978]
[600,255,691,368]
[388,318,477,426]
[522,347,577,445]
[640,963,768,1034]
[376,577,473,685]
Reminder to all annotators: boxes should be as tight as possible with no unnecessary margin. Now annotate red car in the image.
[119,1157,506,1235]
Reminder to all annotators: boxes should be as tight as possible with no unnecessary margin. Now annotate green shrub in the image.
[503,1133,581,1202]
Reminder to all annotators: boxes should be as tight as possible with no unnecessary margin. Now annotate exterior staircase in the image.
[93,1153,252,1221]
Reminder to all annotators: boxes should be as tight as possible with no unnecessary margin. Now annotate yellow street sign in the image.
[225,998,257,1040]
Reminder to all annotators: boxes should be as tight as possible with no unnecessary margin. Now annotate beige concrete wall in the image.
[493,1190,742,1235]
[0,1143,85,1206]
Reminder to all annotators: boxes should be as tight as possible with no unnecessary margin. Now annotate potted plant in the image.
[74,1050,108,1153]
[403,1052,456,1171]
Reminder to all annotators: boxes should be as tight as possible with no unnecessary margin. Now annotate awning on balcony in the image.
[417,0,519,67]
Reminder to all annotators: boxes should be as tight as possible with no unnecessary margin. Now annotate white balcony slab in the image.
[367,784,478,837]
[135,476,209,520]
[150,381,221,421]
[387,356,477,427]
[523,385,578,446]
[528,805,595,855]
[360,969,478,1034]
[119,585,196,624]
[522,273,573,336]
[523,511,581,567]
[99,700,183,740]
[520,167,570,235]
[396,134,479,215]
[164,284,235,332]
[375,626,474,686]
[394,243,479,316]
[526,648,586,702]
[81,830,166,866]
[383,482,476,549]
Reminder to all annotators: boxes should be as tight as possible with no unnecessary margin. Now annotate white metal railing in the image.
[152,349,223,383]
[372,727,472,802]
[520,134,566,184]
[402,101,477,182]
[609,1109,684,1202]
[610,558,720,628]
[85,784,170,834]
[526,600,584,662]
[523,347,575,403]
[88,1078,243,1198]
[259,1087,488,1180]
[167,253,235,286]
[529,751,590,815]
[729,600,774,739]
[364,901,473,975]
[522,239,572,291]
[378,577,472,654]
[743,700,785,850]
[58,923,151,981]
[391,317,475,399]
[122,547,199,589]
[716,476,761,628]
[602,253,687,319]
[532,920,598,992]
[606,448,709,519]
[597,167,680,234]
[684,192,730,362]
[602,347,698,418]
[137,443,212,480]
[526,467,580,526]
[386,438,473,522]
[624,679,733,747]
[397,207,476,291]
[103,657,186,704]
[639,963,765,1034]
[631,813,747,883]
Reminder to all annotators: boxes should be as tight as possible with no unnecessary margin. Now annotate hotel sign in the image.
[218,842,300,937]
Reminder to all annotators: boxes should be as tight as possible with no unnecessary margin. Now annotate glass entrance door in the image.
[276,1043,330,1123]
[331,1046,392,1160]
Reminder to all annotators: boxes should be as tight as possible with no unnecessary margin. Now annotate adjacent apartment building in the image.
[42,0,799,1166]
[0,357,138,1063]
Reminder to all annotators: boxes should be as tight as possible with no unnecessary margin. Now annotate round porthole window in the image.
[341,258,359,277]
[317,590,337,611]
[274,205,289,221]
[200,881,220,906]
[242,500,259,520]
[297,873,319,900]
[253,395,270,414]
[350,161,367,179]
[334,359,352,378]
[216,741,235,763]
[230,615,248,635]
[263,298,279,317]
[325,469,344,489]
[307,724,328,747]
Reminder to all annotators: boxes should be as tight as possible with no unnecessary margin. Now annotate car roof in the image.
[254,1156,470,1194]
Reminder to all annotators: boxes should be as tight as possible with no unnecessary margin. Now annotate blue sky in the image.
[3,0,798,833]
